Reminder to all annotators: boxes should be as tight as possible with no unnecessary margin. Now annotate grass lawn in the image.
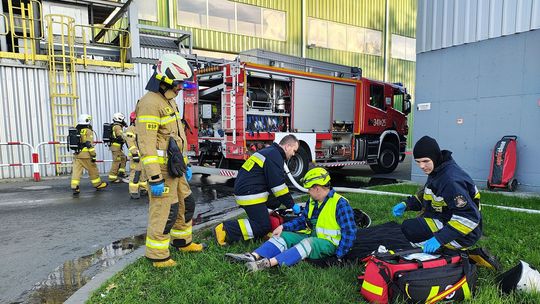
[88,184,540,304]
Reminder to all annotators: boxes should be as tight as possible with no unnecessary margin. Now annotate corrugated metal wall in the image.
[417,0,540,53]
[0,62,155,179]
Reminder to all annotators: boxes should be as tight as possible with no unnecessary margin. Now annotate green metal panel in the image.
[390,0,416,37]
[171,0,302,56]
[306,48,384,80]
[307,0,385,30]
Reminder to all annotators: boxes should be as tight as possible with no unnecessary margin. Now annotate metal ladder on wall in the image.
[221,60,239,148]
[6,0,43,62]
[46,14,78,174]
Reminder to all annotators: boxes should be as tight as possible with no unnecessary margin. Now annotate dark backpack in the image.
[67,127,81,152]
[102,123,112,146]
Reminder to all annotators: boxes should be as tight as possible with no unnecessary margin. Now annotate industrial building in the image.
[414,0,540,192]
[0,0,416,179]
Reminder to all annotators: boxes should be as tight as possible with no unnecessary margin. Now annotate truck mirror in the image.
[403,94,412,115]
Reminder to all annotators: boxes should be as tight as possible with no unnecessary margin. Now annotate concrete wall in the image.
[413,29,540,192]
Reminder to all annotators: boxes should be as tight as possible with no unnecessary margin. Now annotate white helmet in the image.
[112,112,125,123]
[155,53,193,86]
[498,260,540,293]
[78,114,92,125]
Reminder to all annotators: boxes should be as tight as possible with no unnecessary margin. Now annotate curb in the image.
[64,208,245,303]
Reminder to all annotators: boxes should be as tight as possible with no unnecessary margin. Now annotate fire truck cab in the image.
[183,50,411,180]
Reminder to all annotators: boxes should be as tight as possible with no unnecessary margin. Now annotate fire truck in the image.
[183,50,411,181]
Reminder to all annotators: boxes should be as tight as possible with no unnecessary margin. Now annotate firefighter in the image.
[108,112,128,183]
[392,136,482,253]
[136,53,203,267]
[124,111,147,199]
[214,135,301,246]
[226,167,357,272]
[71,114,107,195]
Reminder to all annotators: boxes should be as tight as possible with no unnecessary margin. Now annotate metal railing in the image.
[74,23,131,69]
[6,0,43,62]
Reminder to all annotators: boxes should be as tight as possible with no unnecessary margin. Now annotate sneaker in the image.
[130,192,141,199]
[121,178,130,183]
[213,223,227,246]
[95,182,108,190]
[245,258,271,272]
[111,179,121,184]
[152,258,177,268]
[72,186,80,195]
[178,242,207,252]
[225,252,258,263]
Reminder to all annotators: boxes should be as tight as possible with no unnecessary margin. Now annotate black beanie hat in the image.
[413,136,442,167]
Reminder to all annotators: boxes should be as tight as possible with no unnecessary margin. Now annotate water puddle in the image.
[16,235,145,304]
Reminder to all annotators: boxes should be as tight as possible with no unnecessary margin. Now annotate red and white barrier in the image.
[0,141,35,177]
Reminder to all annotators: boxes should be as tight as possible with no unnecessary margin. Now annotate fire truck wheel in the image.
[287,145,309,182]
[369,142,399,174]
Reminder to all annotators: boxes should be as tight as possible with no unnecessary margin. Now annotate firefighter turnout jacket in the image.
[234,142,294,208]
[404,150,482,247]
[110,123,125,151]
[124,125,139,157]
[136,91,185,184]
[76,126,96,159]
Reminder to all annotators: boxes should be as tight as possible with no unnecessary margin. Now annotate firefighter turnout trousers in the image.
[128,160,147,195]
[71,158,102,189]
[222,201,271,243]
[145,170,190,261]
[109,150,127,181]
[170,177,196,248]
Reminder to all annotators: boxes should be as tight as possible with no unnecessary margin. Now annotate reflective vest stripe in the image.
[271,183,289,197]
[235,192,269,206]
[362,281,383,296]
[448,214,478,235]
[238,218,254,240]
[269,236,287,252]
[145,237,169,249]
[138,115,161,123]
[170,227,192,238]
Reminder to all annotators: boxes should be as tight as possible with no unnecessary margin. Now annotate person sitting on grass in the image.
[226,167,357,272]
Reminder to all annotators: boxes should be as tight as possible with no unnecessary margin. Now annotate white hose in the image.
[284,163,408,197]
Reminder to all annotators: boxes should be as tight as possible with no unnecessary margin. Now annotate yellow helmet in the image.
[301,167,331,188]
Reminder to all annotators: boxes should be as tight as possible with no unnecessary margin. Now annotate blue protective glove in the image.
[185,166,192,182]
[392,202,407,217]
[423,236,441,253]
[150,181,165,197]
[292,203,301,215]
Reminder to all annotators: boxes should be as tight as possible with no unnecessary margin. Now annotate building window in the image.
[208,0,235,32]
[178,0,207,28]
[177,0,286,41]
[135,0,158,22]
[262,9,286,41]
[237,3,262,37]
[391,34,416,61]
[308,17,382,56]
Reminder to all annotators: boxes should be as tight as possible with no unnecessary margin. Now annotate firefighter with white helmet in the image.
[108,112,128,183]
[124,111,147,199]
[136,53,205,268]
[70,114,107,194]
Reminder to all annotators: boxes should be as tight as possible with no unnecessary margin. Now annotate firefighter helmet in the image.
[77,114,92,125]
[112,112,125,123]
[301,167,331,189]
[155,53,193,86]
[129,111,136,125]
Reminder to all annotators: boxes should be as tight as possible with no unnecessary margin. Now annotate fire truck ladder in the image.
[46,14,78,174]
[221,60,239,146]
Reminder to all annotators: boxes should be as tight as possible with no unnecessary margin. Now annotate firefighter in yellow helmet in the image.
[124,111,148,199]
[71,114,107,195]
[108,112,128,183]
[136,53,205,268]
